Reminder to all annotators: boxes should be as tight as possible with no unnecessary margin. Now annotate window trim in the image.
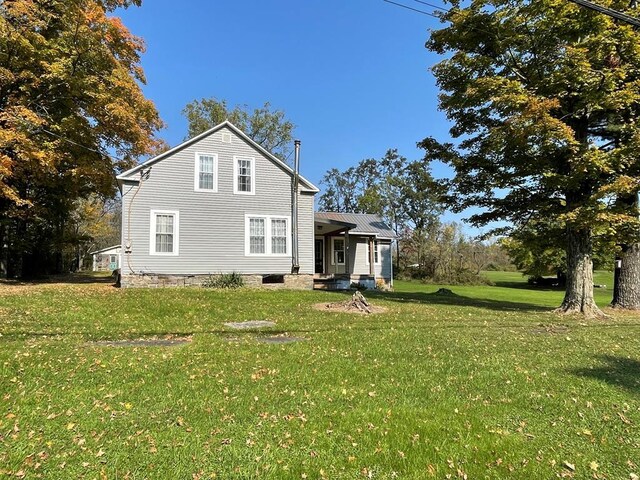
[247,217,267,255]
[149,210,180,256]
[194,152,218,192]
[270,217,289,255]
[244,214,290,256]
[366,239,381,265]
[331,237,346,266]
[234,156,256,195]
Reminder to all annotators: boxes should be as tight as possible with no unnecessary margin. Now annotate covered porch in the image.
[313,215,378,290]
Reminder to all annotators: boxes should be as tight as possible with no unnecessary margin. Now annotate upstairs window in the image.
[194,153,218,192]
[150,210,179,255]
[234,156,255,194]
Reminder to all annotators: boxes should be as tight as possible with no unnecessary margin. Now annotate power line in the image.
[382,0,442,19]
[0,107,126,164]
[389,0,640,29]
[412,0,450,13]
[565,0,640,27]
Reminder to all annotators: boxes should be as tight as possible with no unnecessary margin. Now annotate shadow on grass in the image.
[369,289,550,312]
[571,355,640,394]
[490,280,564,292]
[0,273,115,286]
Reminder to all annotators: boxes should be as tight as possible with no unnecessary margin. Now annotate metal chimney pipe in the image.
[291,140,301,274]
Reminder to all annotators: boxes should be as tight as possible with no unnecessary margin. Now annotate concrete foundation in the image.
[120,273,314,290]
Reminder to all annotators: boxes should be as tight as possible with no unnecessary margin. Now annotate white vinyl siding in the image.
[194,152,218,192]
[120,126,316,275]
[234,156,255,194]
[332,237,345,265]
[150,210,179,256]
[245,215,290,256]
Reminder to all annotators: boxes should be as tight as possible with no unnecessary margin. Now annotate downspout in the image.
[390,240,394,288]
[291,140,300,274]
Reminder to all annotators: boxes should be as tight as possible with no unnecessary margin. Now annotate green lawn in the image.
[0,273,638,479]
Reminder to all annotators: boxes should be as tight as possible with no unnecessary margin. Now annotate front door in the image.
[314,238,324,274]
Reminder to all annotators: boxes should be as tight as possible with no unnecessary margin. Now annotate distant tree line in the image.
[317,150,514,284]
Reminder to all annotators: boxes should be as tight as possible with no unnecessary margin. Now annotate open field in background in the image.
[0,271,638,479]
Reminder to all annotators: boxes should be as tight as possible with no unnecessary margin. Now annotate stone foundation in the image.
[120,273,313,290]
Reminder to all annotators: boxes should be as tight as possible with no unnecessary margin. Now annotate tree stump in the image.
[347,291,372,313]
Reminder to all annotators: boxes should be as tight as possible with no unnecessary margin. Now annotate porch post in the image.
[368,236,375,277]
[345,231,350,277]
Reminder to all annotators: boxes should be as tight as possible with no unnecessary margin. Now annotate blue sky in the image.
[118,0,478,228]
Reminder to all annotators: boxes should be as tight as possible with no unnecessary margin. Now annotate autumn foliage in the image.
[0,0,163,276]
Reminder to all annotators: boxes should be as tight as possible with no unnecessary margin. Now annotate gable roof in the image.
[315,212,396,239]
[116,120,319,192]
[89,245,121,255]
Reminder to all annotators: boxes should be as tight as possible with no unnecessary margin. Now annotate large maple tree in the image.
[423,0,640,316]
[0,0,163,276]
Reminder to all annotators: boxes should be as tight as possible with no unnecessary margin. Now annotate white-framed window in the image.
[248,217,266,254]
[234,156,255,195]
[194,152,218,192]
[366,240,380,265]
[245,215,290,256]
[271,218,287,254]
[150,210,179,256]
[332,237,345,265]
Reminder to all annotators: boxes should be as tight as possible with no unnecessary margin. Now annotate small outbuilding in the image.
[90,245,121,272]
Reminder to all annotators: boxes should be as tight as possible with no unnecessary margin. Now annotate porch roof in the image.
[314,215,357,236]
[314,213,395,239]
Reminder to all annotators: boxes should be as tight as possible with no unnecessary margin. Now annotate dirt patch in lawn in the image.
[313,301,387,315]
[224,320,276,329]
[257,335,306,344]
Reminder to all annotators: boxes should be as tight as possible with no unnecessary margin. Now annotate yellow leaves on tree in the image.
[0,0,163,276]
[0,0,163,209]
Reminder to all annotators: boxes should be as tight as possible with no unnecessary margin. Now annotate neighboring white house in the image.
[90,245,121,272]
[116,121,395,289]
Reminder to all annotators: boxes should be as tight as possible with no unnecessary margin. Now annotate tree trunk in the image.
[555,227,604,318]
[611,243,640,309]
[611,192,640,309]
[0,222,6,279]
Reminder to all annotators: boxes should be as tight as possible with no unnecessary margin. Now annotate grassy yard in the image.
[0,272,638,479]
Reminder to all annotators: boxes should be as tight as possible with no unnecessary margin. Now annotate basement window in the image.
[262,274,285,284]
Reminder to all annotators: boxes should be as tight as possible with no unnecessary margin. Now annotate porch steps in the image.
[313,274,349,291]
